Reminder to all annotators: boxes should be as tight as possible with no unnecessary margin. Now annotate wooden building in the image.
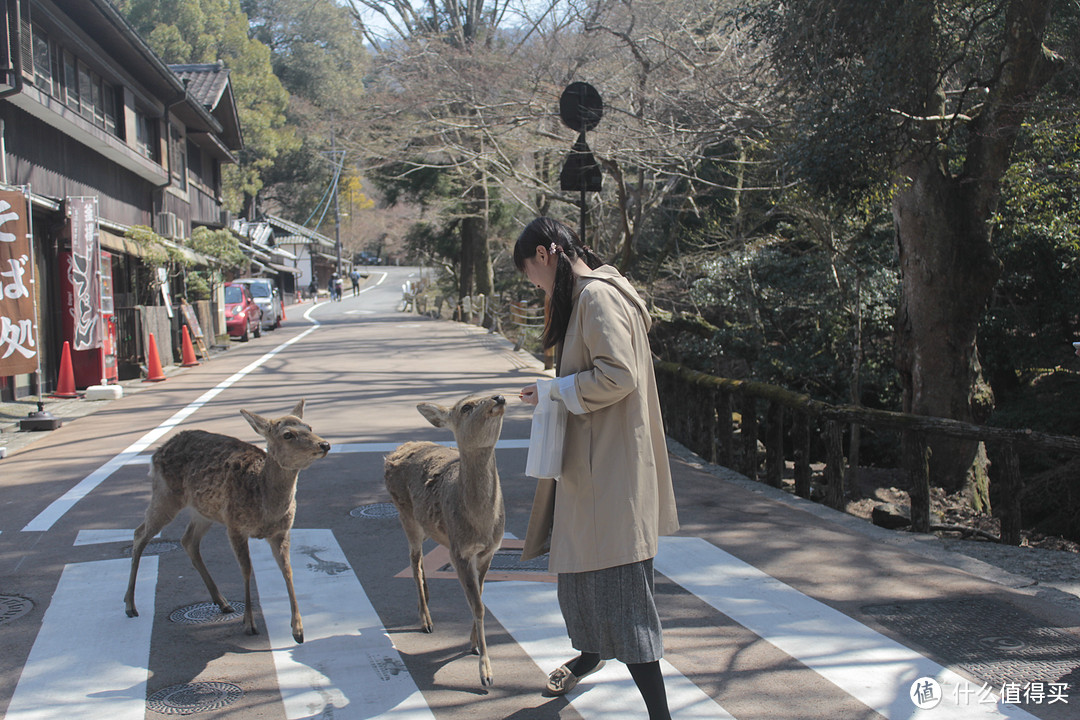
[0,0,242,399]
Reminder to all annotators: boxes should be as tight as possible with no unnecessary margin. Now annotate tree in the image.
[116,0,296,218]
[749,0,1068,503]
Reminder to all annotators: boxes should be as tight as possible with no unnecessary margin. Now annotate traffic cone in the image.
[144,332,167,382]
[180,326,200,367]
[53,341,78,398]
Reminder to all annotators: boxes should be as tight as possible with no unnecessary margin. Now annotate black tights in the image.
[567,653,671,720]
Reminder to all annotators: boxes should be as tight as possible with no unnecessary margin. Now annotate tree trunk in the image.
[892,153,1000,499]
[891,0,1059,504]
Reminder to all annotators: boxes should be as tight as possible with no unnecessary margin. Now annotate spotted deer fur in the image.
[124,400,330,643]
[384,393,507,687]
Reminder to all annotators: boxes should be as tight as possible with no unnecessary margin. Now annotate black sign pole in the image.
[559,82,603,247]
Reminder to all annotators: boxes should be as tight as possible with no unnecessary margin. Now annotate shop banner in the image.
[0,189,38,376]
[67,197,102,350]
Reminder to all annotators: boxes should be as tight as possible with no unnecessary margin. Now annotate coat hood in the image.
[576,265,652,332]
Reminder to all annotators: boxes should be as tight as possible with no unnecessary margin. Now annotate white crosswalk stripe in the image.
[5,531,1052,720]
[5,556,158,720]
[482,580,736,718]
[655,536,1039,719]
[249,528,436,719]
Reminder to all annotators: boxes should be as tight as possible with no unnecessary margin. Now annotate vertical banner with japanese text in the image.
[0,188,38,376]
[67,197,102,350]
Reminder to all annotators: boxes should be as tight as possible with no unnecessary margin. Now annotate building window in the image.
[169,123,187,189]
[187,139,203,184]
[31,28,51,95]
[136,113,158,161]
[63,50,77,111]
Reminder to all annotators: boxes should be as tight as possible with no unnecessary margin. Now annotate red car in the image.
[224,282,262,341]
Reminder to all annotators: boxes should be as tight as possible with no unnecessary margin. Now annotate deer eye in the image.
[462,404,474,414]
[283,431,295,440]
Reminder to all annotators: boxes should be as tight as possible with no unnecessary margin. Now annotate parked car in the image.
[224,282,262,341]
[232,277,283,330]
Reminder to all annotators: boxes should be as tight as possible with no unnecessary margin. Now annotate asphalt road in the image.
[0,266,1077,720]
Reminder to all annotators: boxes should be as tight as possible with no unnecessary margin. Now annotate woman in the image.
[516,217,679,719]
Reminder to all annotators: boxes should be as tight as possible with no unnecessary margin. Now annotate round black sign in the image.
[559,82,603,132]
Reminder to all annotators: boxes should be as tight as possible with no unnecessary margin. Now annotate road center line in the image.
[21,326,320,533]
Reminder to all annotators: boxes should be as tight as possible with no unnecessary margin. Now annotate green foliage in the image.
[188,226,247,269]
[980,118,1080,403]
[117,0,296,215]
[124,225,171,267]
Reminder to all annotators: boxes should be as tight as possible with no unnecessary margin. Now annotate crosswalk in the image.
[4,531,1043,720]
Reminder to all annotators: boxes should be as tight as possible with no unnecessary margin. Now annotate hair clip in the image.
[550,242,558,254]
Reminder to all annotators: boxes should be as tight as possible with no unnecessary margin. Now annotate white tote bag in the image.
[525,378,567,479]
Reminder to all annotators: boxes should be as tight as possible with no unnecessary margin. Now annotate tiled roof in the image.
[169,62,230,110]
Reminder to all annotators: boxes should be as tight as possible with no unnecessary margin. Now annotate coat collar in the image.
[573,265,652,331]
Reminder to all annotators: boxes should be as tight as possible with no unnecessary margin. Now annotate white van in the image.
[232,278,283,330]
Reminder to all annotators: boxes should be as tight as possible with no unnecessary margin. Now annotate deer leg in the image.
[181,516,233,614]
[124,504,181,618]
[450,552,493,687]
[267,531,304,644]
[400,517,433,633]
[470,548,496,649]
[226,528,258,636]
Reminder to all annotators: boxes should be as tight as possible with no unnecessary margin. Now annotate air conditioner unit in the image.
[156,211,178,238]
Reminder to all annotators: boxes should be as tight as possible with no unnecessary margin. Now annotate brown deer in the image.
[385,393,507,687]
[124,400,329,643]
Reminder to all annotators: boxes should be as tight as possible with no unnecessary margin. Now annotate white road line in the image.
[21,326,319,533]
[74,529,155,545]
[483,581,735,719]
[249,528,435,719]
[330,439,530,454]
[5,556,157,720]
[655,536,1039,720]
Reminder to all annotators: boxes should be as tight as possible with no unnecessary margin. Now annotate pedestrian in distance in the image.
[350,268,361,296]
[515,217,679,719]
[334,274,344,302]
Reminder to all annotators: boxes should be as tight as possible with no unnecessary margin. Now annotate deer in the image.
[124,400,330,644]
[384,393,507,687]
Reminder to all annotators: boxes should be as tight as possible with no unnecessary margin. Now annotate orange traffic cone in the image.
[180,326,200,367]
[53,341,78,398]
[144,332,167,382]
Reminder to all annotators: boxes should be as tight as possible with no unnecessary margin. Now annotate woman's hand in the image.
[519,383,539,406]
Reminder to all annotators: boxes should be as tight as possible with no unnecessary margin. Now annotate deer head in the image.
[416,394,506,450]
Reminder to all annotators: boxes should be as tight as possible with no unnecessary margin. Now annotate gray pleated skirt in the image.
[557,558,664,664]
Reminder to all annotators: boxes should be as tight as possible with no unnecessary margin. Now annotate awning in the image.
[267,261,302,275]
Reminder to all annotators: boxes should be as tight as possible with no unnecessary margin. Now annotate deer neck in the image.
[457,446,500,507]
[261,455,300,515]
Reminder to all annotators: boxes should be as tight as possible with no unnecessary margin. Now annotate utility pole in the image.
[332,127,342,276]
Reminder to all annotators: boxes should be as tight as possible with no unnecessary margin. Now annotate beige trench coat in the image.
[522,265,680,573]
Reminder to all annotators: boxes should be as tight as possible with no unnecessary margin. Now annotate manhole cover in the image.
[863,597,1080,687]
[0,595,33,625]
[350,503,399,519]
[147,681,243,715]
[169,602,246,625]
[121,541,180,557]
[440,549,550,574]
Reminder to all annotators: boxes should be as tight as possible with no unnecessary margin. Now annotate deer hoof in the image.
[293,630,304,644]
[125,606,138,618]
[244,625,259,636]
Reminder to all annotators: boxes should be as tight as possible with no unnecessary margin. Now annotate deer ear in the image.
[290,399,305,419]
[240,409,271,437]
[417,402,450,428]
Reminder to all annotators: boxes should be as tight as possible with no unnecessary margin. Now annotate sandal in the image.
[544,659,606,696]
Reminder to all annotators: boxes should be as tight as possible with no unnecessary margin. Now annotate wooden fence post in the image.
[717,391,734,467]
[793,412,812,499]
[825,420,846,508]
[904,431,931,533]
[740,394,759,480]
[990,442,1023,546]
[766,401,784,488]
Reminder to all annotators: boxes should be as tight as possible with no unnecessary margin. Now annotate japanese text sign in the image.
[67,197,102,351]
[0,189,38,375]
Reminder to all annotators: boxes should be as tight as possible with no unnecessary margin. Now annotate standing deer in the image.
[124,400,329,643]
[385,393,506,687]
